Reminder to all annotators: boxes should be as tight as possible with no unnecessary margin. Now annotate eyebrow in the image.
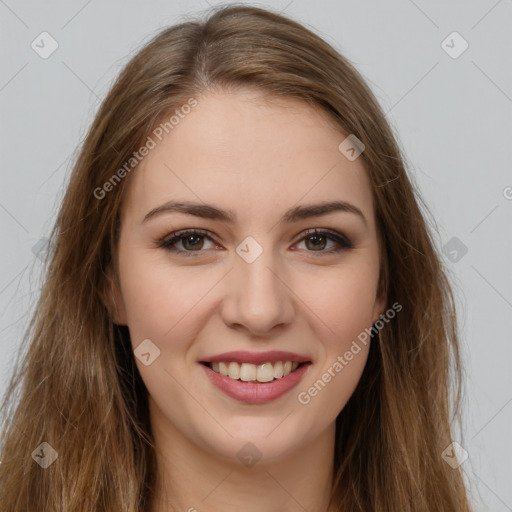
[142,199,367,226]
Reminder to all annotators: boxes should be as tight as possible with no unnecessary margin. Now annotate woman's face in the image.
[111,87,385,464]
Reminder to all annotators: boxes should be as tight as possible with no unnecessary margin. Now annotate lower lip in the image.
[200,363,311,404]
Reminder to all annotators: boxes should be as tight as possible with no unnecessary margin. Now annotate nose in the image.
[219,244,295,337]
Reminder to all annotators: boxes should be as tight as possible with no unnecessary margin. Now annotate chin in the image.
[193,415,313,467]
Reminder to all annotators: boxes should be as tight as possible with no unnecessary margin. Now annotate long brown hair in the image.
[0,4,472,510]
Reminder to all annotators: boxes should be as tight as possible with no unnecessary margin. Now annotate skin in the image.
[108,87,386,512]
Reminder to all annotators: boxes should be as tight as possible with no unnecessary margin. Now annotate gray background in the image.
[1,0,511,509]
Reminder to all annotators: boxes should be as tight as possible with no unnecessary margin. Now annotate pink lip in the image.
[200,362,312,404]
[200,350,311,365]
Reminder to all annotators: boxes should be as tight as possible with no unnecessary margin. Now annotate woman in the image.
[0,5,473,511]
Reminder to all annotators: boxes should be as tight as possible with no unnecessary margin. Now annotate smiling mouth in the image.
[201,361,310,383]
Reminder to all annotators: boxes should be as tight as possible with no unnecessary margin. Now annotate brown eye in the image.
[157,228,352,258]
[304,233,328,251]
[295,229,352,255]
[181,234,205,251]
[157,229,218,256]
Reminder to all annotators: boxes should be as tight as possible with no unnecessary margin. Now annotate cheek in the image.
[298,346,369,423]
[118,248,209,341]
[292,260,378,417]
[300,257,380,346]
[117,256,209,412]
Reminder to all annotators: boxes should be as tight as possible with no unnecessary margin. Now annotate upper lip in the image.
[200,350,312,365]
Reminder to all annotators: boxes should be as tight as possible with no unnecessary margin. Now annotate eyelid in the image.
[296,228,352,247]
[157,227,353,256]
[157,228,219,256]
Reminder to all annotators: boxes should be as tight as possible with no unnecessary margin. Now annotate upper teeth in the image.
[211,361,300,382]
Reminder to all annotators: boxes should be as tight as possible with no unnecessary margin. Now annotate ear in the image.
[101,269,128,326]
[371,285,387,324]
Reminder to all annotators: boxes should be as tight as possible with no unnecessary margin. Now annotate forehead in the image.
[120,88,374,228]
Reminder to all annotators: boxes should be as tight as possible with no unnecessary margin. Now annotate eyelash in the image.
[156,228,353,257]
